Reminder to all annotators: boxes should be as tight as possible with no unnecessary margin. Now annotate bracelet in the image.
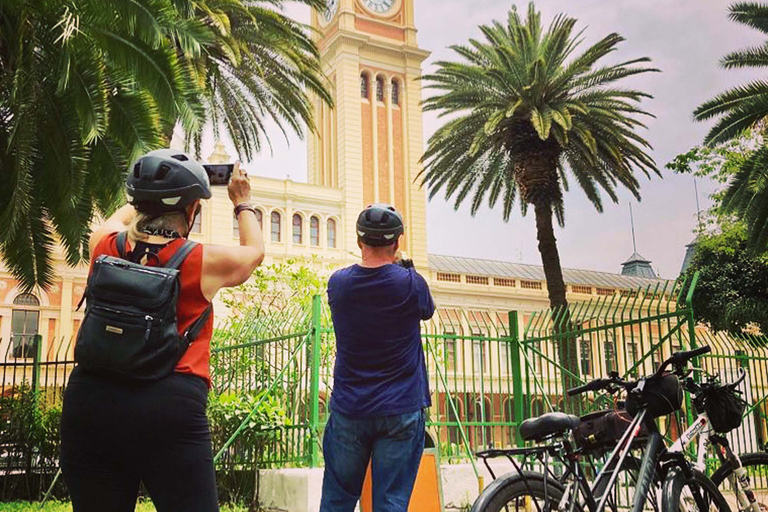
[234,203,257,217]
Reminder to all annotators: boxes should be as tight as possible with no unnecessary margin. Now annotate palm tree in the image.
[0,0,331,290]
[419,3,659,401]
[694,2,768,251]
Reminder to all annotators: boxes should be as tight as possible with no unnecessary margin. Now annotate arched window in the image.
[327,218,337,248]
[271,211,282,242]
[292,214,303,244]
[503,398,515,447]
[310,216,320,247]
[13,293,40,306]
[391,80,400,105]
[234,208,263,239]
[376,76,385,102]
[472,397,493,448]
[360,73,369,99]
[446,397,463,446]
[12,293,40,359]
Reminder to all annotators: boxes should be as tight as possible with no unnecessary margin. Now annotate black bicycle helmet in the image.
[356,203,404,246]
[126,149,212,214]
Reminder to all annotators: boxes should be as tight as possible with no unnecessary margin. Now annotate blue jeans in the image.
[319,409,425,512]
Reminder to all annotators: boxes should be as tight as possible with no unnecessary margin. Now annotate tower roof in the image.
[621,252,657,279]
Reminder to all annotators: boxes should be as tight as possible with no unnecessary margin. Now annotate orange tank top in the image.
[91,232,214,387]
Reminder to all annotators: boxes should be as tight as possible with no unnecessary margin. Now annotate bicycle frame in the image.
[669,410,760,512]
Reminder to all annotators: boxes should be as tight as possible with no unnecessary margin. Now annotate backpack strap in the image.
[164,240,198,270]
[165,239,211,343]
[184,305,213,343]
[116,231,128,259]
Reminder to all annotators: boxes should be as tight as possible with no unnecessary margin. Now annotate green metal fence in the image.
[2,276,768,501]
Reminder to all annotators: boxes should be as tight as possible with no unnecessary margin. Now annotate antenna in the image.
[629,203,637,254]
[693,177,703,233]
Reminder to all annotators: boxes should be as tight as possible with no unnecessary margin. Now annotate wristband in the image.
[234,203,257,217]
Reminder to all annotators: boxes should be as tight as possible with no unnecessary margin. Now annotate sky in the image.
[199,0,766,280]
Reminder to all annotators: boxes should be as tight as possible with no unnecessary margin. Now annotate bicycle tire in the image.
[710,451,768,512]
[470,471,566,512]
[662,467,732,512]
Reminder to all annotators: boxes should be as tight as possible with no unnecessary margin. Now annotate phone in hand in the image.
[203,164,234,186]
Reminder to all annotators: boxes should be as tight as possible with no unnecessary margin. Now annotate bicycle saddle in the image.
[519,412,580,442]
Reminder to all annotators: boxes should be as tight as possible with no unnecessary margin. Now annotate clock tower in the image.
[308,0,430,267]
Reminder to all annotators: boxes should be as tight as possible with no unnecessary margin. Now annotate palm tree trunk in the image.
[533,201,580,412]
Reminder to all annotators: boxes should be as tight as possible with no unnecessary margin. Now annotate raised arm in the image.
[89,204,137,256]
[200,163,265,300]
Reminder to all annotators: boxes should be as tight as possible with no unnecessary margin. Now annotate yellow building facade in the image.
[0,0,668,362]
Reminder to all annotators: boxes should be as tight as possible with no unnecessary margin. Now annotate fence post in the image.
[31,334,43,395]
[509,311,525,447]
[684,272,700,431]
[309,295,322,468]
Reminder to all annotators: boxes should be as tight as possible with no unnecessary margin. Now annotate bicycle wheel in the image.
[711,451,768,512]
[470,471,566,512]
[662,468,732,512]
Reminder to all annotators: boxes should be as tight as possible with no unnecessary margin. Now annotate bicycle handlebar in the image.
[567,345,712,397]
[567,378,611,397]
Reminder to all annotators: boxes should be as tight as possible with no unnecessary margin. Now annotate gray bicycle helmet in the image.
[356,203,404,246]
[126,149,212,214]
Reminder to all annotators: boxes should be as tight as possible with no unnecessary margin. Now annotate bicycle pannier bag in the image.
[701,386,746,433]
[625,372,683,419]
[574,409,649,454]
[75,232,210,382]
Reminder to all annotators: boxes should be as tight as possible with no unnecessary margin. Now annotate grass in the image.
[0,502,249,511]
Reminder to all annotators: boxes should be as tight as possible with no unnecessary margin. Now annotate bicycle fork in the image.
[716,438,760,512]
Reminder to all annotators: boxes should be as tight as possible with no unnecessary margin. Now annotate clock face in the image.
[323,0,338,23]
[362,0,396,14]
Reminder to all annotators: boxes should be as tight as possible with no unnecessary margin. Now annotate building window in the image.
[473,340,486,374]
[191,206,202,234]
[376,76,385,102]
[444,332,457,372]
[499,340,511,374]
[292,214,303,244]
[580,339,592,376]
[360,74,369,99]
[572,285,593,294]
[596,287,615,296]
[493,277,516,287]
[520,280,543,290]
[391,80,400,105]
[327,218,337,248]
[310,216,320,246]
[604,336,617,374]
[271,211,282,242]
[627,342,639,376]
[12,293,40,359]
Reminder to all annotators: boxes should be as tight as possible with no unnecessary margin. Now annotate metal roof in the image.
[429,254,670,290]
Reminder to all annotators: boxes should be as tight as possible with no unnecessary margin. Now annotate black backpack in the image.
[75,232,211,382]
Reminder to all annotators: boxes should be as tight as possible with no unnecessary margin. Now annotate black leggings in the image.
[61,368,218,512]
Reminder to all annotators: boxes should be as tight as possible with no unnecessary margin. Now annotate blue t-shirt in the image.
[328,263,435,417]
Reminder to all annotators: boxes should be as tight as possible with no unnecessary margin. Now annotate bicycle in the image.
[672,367,768,512]
[470,346,731,512]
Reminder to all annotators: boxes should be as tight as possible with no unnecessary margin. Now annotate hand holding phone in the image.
[227,162,251,206]
[203,163,234,186]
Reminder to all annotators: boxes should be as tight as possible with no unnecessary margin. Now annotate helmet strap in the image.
[184,203,202,238]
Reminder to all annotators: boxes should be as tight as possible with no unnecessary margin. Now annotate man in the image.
[320,204,435,512]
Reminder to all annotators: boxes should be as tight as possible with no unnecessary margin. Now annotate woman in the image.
[60,149,264,512]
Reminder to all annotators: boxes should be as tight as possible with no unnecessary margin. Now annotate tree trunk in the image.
[533,201,580,412]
